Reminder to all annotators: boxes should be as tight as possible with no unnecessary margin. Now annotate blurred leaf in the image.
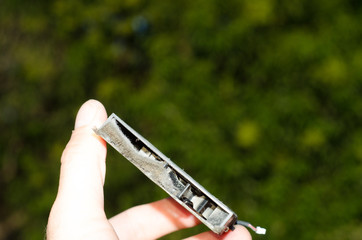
[236,120,260,148]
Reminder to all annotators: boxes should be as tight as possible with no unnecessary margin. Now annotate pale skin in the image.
[47,100,252,240]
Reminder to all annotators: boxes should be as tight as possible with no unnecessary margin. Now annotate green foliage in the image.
[1,0,362,239]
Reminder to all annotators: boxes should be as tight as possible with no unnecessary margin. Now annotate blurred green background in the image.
[1,0,362,239]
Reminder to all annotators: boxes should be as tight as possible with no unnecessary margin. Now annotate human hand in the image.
[47,99,252,240]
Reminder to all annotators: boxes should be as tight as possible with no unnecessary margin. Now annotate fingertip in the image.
[75,99,108,129]
[224,225,252,240]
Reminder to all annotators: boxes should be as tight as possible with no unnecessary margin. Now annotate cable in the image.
[235,220,266,235]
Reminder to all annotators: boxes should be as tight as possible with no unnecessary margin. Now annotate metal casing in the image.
[95,114,238,234]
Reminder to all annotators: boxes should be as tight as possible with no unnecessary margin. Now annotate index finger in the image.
[109,197,201,239]
[184,225,252,240]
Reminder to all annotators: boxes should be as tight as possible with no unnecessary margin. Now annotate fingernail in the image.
[74,100,99,129]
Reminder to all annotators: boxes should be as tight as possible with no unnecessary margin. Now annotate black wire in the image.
[235,220,250,227]
[235,219,266,235]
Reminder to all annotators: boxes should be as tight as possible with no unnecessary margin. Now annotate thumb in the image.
[58,99,108,208]
[48,100,110,237]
